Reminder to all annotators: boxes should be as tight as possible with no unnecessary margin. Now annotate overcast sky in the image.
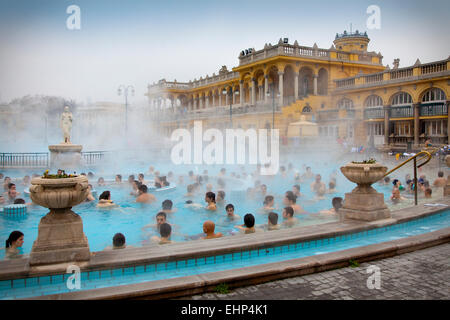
[0,0,449,105]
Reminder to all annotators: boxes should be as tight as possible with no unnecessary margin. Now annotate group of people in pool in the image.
[379,170,448,204]
[1,164,448,256]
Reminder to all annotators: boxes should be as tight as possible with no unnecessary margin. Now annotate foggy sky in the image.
[0,0,449,105]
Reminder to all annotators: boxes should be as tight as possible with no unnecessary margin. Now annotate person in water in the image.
[261,195,276,212]
[86,184,95,202]
[433,171,447,188]
[130,180,142,196]
[235,213,260,234]
[97,191,117,208]
[151,223,173,244]
[225,203,240,221]
[4,231,24,259]
[142,211,167,232]
[216,190,226,205]
[162,199,177,214]
[205,191,217,211]
[320,197,343,219]
[282,206,299,227]
[266,212,280,231]
[104,233,131,250]
[292,185,301,198]
[310,174,326,193]
[283,191,305,214]
[202,220,223,239]
[115,174,122,183]
[136,185,157,204]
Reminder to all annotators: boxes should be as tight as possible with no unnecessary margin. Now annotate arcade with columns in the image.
[146,31,450,150]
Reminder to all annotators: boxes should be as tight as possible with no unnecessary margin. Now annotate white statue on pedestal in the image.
[60,106,73,144]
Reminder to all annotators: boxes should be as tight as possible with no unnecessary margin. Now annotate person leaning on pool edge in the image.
[3,230,24,259]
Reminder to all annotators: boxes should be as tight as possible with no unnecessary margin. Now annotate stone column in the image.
[313,74,318,95]
[240,81,244,106]
[447,101,450,144]
[206,96,209,108]
[278,72,284,106]
[258,86,263,102]
[188,99,192,111]
[219,93,222,107]
[294,72,299,100]
[384,105,390,145]
[251,78,256,106]
[212,93,216,107]
[264,75,269,103]
[414,103,420,146]
[225,92,229,106]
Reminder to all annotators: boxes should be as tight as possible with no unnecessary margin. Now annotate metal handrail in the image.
[383,150,433,205]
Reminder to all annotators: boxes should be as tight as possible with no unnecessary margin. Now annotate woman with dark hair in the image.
[97,191,117,208]
[4,231,24,259]
[205,191,217,211]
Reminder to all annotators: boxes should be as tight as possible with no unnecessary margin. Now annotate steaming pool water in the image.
[0,158,446,260]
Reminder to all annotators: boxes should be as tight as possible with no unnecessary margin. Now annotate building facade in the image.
[146,31,450,150]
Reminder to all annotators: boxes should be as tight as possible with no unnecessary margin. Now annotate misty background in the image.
[0,0,449,152]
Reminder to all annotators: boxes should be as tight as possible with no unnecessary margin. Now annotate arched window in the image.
[391,92,412,106]
[337,98,353,110]
[422,88,446,102]
[302,106,312,113]
[364,95,383,107]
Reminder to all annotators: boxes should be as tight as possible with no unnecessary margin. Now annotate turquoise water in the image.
[0,210,448,300]
[0,158,445,258]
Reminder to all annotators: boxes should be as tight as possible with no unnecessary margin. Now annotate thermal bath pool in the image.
[0,157,447,259]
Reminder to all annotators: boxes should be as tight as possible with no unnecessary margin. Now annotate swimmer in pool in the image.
[216,190,226,206]
[205,191,217,211]
[225,203,240,221]
[142,211,168,232]
[260,195,276,213]
[319,197,343,217]
[258,212,280,231]
[202,221,223,239]
[161,199,177,214]
[86,184,95,202]
[136,185,157,204]
[3,231,24,259]
[283,191,305,214]
[282,206,299,228]
[151,223,173,245]
[234,214,262,234]
[97,191,118,208]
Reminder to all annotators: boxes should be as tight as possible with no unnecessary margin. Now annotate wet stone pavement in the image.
[182,243,450,300]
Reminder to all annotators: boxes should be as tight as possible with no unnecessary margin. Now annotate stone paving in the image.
[183,243,450,300]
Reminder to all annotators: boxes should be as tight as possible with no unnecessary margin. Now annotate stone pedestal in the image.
[339,188,390,221]
[29,176,90,266]
[340,163,391,222]
[30,209,90,265]
[49,144,83,170]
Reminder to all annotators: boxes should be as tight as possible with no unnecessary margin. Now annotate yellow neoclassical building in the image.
[146,31,450,150]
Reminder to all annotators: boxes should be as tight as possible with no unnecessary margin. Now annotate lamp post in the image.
[266,83,280,129]
[117,85,135,140]
[223,87,239,127]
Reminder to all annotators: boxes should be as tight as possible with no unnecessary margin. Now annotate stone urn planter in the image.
[339,163,391,221]
[29,175,90,265]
